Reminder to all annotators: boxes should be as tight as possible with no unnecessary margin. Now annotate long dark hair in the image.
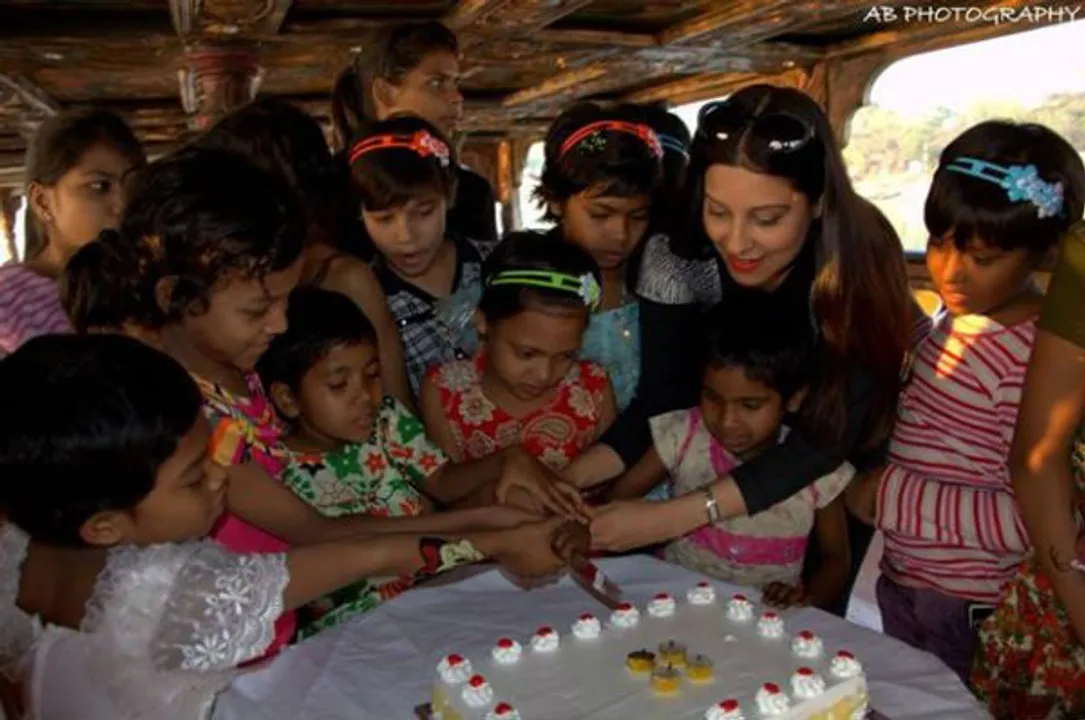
[330,21,459,147]
[684,84,912,450]
[195,97,347,249]
[22,108,144,259]
[61,147,304,331]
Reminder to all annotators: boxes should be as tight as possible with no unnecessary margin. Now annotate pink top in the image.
[653,409,853,587]
[877,310,1034,603]
[196,372,296,655]
[0,264,70,358]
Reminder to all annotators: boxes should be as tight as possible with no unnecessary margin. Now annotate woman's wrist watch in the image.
[702,486,721,524]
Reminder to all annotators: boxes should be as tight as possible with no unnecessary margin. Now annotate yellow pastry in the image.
[625,649,656,673]
[686,654,715,682]
[658,639,687,667]
[651,664,681,694]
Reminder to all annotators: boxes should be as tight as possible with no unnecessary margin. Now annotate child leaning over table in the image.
[0,334,576,720]
[256,286,570,637]
[610,301,854,609]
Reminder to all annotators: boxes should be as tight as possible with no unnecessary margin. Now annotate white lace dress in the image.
[0,523,289,720]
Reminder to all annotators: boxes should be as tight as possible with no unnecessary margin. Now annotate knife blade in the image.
[567,557,624,610]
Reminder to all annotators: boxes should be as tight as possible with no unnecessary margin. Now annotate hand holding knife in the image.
[550,521,624,609]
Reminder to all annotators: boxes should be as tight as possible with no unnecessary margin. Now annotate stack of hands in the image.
[482,448,821,609]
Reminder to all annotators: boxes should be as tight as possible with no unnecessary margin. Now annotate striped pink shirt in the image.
[0,264,71,358]
[876,310,1033,603]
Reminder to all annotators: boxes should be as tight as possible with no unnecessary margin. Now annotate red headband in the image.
[349,130,451,167]
[559,120,663,159]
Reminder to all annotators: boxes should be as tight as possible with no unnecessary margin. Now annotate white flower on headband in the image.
[577,273,601,308]
[417,132,451,167]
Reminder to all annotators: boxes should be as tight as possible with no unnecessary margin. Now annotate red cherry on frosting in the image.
[494,702,513,714]
[497,638,514,648]
[536,626,553,635]
[617,602,633,610]
[837,650,855,659]
[698,581,710,587]
[720,699,739,711]
[654,592,670,600]
[798,630,814,640]
[578,613,594,621]
[732,593,747,601]
[446,654,463,665]
[762,611,778,619]
[763,682,781,694]
[468,675,486,687]
[797,667,814,676]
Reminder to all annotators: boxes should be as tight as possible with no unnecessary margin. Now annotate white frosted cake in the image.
[430,583,869,720]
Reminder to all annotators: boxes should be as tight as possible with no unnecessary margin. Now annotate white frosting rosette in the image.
[704,699,744,720]
[461,675,494,708]
[609,602,641,628]
[491,637,523,664]
[756,611,785,639]
[437,654,473,684]
[725,593,754,622]
[791,630,823,658]
[790,667,827,699]
[531,625,560,652]
[830,650,864,679]
[572,613,602,639]
[687,581,717,605]
[647,592,677,618]
[486,702,522,720]
[754,682,791,715]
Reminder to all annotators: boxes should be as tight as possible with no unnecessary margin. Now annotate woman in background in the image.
[0,108,143,357]
[331,20,498,249]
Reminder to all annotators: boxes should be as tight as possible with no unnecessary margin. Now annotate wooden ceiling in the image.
[0,0,1076,181]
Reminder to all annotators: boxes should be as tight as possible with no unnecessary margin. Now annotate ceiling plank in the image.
[0,73,59,140]
[445,0,594,35]
[171,0,295,38]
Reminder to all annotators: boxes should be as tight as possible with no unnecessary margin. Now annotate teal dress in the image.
[581,301,669,501]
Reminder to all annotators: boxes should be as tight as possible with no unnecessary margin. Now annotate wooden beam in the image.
[171,0,295,38]
[0,74,59,140]
[624,67,814,107]
[445,0,594,35]
[534,29,658,49]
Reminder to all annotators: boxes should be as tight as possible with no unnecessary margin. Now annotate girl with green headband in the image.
[420,232,618,477]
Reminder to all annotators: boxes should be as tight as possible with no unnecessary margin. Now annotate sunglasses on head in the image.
[695,101,815,155]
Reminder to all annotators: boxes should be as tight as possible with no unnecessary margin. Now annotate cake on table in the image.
[430,582,869,719]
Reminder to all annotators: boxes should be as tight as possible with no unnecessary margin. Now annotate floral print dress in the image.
[279,396,449,637]
[427,352,609,470]
[971,430,1085,718]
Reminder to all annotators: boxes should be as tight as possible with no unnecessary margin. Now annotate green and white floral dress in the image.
[280,396,449,637]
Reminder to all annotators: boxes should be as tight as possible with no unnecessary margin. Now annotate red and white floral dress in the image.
[427,352,609,470]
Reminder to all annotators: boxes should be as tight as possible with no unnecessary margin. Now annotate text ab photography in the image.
[862,5,1082,25]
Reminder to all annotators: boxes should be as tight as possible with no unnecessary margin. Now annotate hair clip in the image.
[945,157,1064,219]
[488,269,601,311]
[559,120,663,160]
[349,130,451,167]
[657,133,689,158]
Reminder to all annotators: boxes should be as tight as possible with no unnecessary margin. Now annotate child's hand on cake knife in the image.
[496,447,591,521]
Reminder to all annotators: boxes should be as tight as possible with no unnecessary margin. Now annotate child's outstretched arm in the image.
[608,446,667,500]
[281,516,574,611]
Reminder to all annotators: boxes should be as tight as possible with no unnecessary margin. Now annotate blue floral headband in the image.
[945,157,1064,219]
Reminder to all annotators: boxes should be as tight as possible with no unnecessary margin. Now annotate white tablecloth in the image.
[214,556,990,720]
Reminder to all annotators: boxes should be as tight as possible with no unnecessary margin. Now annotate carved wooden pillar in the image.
[0,189,19,262]
[178,42,264,132]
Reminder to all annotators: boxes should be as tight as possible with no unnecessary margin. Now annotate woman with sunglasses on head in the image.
[576,85,917,569]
